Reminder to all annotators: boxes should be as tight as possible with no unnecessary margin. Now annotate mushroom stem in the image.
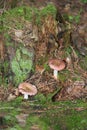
[24,94,28,99]
[53,70,58,79]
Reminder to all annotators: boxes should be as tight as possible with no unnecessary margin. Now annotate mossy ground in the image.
[0,96,87,130]
[0,4,57,32]
[0,3,87,130]
[0,4,57,86]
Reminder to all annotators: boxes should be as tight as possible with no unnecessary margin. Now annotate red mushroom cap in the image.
[48,59,65,71]
[18,82,37,96]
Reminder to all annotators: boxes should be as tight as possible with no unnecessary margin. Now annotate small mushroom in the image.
[48,59,65,79]
[18,82,37,99]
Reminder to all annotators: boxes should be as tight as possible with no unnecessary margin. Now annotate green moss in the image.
[0,98,22,129]
[58,69,70,82]
[81,0,87,3]
[4,33,12,46]
[0,4,57,31]
[26,100,87,130]
[39,100,87,130]
[1,99,87,130]
[35,93,47,104]
[26,116,50,130]
[40,4,57,17]
[11,47,34,86]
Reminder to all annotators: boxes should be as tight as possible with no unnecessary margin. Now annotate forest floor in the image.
[0,0,87,129]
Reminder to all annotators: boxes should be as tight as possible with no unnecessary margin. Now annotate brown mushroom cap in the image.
[18,82,37,96]
[48,59,65,71]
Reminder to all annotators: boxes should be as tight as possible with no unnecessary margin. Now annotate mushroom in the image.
[18,82,37,99]
[48,59,65,79]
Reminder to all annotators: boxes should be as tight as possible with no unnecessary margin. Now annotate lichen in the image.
[11,47,34,86]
